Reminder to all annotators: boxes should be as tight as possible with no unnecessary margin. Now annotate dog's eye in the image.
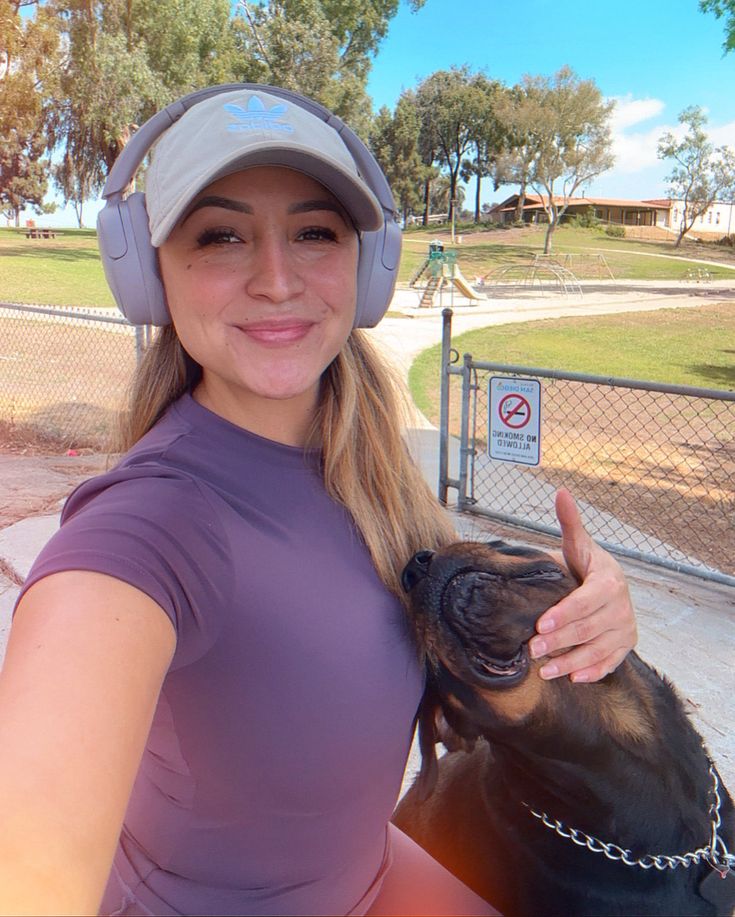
[515,568,564,583]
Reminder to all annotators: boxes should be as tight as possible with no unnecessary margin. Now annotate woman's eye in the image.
[297,226,338,242]
[196,228,242,246]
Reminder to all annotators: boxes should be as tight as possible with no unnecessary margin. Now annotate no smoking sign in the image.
[489,377,542,466]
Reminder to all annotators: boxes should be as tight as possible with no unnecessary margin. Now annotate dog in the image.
[393,541,735,917]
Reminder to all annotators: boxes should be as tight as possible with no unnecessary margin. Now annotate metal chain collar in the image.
[522,760,735,877]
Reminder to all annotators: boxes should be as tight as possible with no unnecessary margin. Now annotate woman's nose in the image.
[245,237,305,303]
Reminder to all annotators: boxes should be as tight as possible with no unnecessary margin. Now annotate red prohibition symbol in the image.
[498,393,531,429]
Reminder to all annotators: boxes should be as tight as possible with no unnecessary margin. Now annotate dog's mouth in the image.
[469,645,527,679]
[439,570,532,687]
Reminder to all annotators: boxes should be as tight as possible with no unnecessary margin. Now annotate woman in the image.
[0,86,636,916]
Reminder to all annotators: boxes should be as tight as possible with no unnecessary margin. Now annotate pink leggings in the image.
[364,825,500,916]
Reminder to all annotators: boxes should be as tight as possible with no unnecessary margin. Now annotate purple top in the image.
[20,394,424,916]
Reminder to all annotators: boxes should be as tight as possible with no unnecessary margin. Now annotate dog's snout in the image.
[402,550,436,593]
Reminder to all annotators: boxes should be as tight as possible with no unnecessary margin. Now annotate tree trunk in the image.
[543,219,554,253]
[448,167,460,224]
[74,200,84,228]
[514,180,527,223]
[422,177,431,226]
[474,171,481,223]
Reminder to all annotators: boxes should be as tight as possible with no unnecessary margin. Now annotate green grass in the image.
[408,302,735,421]
[2,223,735,307]
[399,225,735,284]
[0,228,116,307]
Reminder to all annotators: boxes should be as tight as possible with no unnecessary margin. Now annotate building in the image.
[488,194,735,237]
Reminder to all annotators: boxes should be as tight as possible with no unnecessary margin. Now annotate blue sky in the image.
[22,0,735,226]
[366,0,735,205]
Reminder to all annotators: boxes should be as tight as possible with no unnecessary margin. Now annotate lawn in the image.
[3,223,735,307]
[0,228,116,308]
[409,302,735,422]
[399,225,735,284]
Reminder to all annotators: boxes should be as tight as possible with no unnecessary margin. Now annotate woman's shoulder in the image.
[63,393,214,524]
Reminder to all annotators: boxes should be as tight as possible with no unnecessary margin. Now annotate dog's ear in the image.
[415,689,440,801]
[436,710,477,754]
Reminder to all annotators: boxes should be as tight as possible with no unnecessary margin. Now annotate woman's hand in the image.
[528,488,638,682]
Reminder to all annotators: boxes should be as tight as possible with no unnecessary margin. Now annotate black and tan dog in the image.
[393,541,735,917]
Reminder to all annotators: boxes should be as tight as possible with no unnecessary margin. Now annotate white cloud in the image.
[609,94,665,131]
[611,126,669,174]
[710,120,735,149]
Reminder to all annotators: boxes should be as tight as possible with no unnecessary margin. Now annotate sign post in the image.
[488,377,542,466]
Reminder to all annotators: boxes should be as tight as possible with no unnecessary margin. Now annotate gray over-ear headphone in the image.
[97,83,402,328]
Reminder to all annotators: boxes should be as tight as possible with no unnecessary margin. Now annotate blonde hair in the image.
[118,326,456,599]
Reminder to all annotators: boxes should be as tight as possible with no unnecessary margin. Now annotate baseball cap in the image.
[146,88,384,245]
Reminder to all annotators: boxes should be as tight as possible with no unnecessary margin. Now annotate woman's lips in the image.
[233,320,314,345]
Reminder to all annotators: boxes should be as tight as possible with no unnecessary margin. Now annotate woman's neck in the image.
[192,379,319,448]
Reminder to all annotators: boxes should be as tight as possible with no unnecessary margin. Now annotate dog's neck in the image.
[476,658,717,855]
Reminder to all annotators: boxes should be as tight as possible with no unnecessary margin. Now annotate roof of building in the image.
[492,193,673,212]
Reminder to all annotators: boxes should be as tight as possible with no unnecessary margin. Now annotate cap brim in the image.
[150,144,384,245]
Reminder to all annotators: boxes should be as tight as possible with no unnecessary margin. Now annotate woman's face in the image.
[158,166,359,440]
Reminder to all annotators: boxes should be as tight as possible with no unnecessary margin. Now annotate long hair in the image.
[117,326,456,600]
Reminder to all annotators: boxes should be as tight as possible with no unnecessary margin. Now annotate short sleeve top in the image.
[19,394,424,916]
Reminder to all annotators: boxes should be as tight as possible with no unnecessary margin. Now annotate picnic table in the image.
[25,227,57,240]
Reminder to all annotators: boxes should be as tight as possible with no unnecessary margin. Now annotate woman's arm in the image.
[0,571,175,916]
[529,489,638,683]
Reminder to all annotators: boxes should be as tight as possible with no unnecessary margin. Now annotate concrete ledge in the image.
[0,514,60,582]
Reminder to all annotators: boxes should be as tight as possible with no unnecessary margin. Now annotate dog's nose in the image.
[402,550,436,592]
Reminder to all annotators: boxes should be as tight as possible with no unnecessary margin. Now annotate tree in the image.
[524,67,614,253]
[369,91,427,223]
[0,0,60,223]
[53,148,93,227]
[700,0,735,52]
[235,0,425,137]
[494,82,542,223]
[416,67,487,226]
[458,74,505,223]
[46,0,240,206]
[428,173,464,215]
[0,129,55,224]
[657,105,735,247]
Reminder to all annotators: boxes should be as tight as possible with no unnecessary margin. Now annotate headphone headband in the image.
[97,83,400,328]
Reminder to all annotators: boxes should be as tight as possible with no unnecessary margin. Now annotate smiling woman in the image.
[1,84,637,917]
[157,167,360,444]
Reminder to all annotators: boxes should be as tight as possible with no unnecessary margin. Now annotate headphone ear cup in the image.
[354,217,402,328]
[97,192,171,326]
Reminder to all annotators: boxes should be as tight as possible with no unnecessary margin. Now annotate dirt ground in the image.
[0,440,110,530]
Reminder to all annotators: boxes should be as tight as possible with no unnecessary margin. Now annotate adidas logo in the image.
[224,96,294,133]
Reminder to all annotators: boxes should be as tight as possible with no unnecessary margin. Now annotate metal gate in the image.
[438,310,735,587]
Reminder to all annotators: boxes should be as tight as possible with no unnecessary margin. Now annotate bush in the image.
[715,234,735,248]
[604,224,626,238]
[567,209,600,229]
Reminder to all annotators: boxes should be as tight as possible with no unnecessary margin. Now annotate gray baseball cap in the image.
[146,88,384,245]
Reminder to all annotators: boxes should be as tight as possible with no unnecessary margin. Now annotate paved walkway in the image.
[1,279,734,792]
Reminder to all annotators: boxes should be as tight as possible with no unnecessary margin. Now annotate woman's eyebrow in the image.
[287,199,345,217]
[181,196,253,223]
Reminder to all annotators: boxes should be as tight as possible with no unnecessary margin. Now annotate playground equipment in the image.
[559,252,614,279]
[481,254,583,296]
[410,241,484,307]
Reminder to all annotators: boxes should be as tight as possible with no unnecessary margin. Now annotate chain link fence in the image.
[0,303,146,450]
[445,353,735,586]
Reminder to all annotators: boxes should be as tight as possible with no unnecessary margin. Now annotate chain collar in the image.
[523,759,735,878]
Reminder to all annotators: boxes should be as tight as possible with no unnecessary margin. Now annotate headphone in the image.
[97,83,402,328]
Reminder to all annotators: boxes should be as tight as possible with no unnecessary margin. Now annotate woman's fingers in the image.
[530,489,638,682]
[555,486,592,582]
